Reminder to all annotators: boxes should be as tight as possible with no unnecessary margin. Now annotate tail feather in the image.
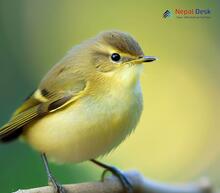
[0,127,23,142]
[0,106,39,142]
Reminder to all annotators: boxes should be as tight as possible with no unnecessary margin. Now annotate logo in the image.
[163,10,172,18]
[163,8,211,19]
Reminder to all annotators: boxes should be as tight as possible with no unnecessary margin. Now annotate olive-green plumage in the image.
[0,30,156,162]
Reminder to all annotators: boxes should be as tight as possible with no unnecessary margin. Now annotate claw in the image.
[102,167,133,193]
[48,176,66,193]
[91,159,133,193]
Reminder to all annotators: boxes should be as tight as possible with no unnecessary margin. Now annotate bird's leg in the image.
[41,153,66,193]
[90,159,133,193]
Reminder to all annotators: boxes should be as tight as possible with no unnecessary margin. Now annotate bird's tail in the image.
[0,123,23,142]
[0,106,39,143]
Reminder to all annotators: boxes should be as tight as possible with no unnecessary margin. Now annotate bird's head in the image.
[66,30,157,86]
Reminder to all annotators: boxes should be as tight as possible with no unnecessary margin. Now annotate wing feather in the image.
[0,106,40,139]
[0,79,87,141]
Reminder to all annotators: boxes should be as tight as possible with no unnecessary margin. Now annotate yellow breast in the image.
[23,65,143,163]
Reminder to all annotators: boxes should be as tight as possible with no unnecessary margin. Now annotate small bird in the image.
[0,30,156,193]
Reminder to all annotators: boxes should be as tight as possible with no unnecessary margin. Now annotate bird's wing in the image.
[0,78,87,141]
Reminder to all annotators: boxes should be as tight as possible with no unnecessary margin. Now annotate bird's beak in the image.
[131,56,158,65]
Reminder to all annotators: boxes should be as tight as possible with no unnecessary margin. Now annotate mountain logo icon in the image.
[163,10,172,18]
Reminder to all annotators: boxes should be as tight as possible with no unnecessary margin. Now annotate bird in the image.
[0,30,157,193]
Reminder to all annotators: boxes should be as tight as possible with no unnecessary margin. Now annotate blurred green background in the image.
[0,0,219,192]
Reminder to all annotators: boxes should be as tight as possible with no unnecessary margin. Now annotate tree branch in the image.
[13,170,213,193]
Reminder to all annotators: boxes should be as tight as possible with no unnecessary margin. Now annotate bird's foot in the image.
[48,175,66,193]
[101,165,133,193]
[91,159,133,193]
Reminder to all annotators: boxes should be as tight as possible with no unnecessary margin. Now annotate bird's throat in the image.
[116,64,143,88]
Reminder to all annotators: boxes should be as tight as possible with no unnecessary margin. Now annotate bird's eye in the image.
[111,53,121,62]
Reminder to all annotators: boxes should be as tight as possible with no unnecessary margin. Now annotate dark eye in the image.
[111,53,121,62]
